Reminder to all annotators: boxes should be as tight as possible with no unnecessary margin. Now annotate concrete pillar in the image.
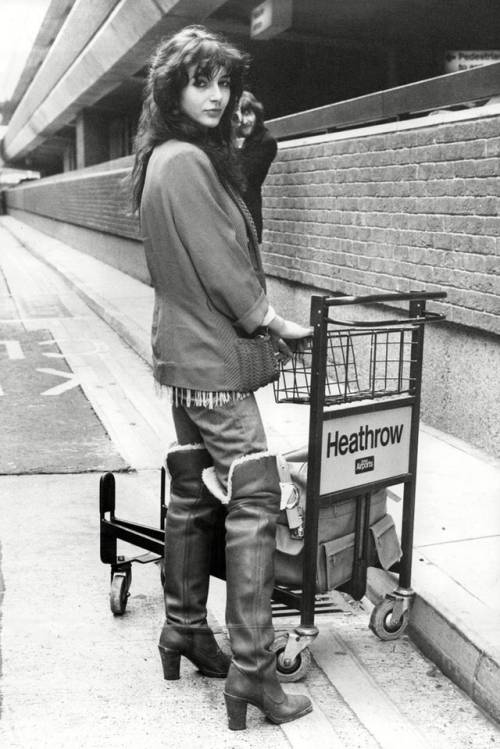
[63,142,76,172]
[75,108,109,169]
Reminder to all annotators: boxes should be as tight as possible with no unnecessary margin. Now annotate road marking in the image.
[36,367,81,395]
[0,340,25,359]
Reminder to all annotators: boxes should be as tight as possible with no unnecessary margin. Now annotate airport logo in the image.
[355,456,375,474]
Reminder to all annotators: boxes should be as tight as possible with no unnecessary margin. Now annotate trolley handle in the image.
[327,310,446,328]
[322,290,447,328]
[324,290,447,307]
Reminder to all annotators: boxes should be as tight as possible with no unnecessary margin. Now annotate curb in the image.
[367,568,500,724]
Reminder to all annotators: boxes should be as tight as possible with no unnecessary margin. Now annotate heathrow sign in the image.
[320,405,412,495]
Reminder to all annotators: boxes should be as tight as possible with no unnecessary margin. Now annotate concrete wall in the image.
[5,109,500,456]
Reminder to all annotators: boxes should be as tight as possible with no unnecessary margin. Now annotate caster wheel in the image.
[369,598,409,641]
[272,635,311,682]
[110,570,131,616]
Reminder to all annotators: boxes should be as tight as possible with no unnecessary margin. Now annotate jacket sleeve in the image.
[158,148,268,333]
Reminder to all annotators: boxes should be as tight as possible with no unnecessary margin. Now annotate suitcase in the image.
[275,460,401,593]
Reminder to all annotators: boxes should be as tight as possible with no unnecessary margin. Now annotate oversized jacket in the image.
[140,139,270,401]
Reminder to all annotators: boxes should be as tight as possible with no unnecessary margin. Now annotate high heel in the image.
[224,673,312,730]
[158,625,230,678]
[158,645,181,680]
[224,693,248,731]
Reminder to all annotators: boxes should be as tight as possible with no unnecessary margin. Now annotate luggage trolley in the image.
[268,290,446,679]
[99,289,446,680]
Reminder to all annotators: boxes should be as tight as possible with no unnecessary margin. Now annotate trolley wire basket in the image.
[274,296,444,407]
[274,325,418,406]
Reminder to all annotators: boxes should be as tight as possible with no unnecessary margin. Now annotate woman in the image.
[234,90,277,242]
[132,26,312,731]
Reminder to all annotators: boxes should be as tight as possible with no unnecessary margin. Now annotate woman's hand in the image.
[268,315,313,340]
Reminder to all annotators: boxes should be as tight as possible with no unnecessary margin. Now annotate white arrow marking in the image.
[37,367,81,396]
[41,351,65,359]
[38,340,64,359]
[0,340,25,359]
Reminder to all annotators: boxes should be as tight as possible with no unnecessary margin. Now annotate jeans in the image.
[171,394,268,492]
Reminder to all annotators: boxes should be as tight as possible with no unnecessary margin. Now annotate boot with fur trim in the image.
[206,452,312,729]
[158,443,230,680]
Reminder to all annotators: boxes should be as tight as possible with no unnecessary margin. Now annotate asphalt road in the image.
[0,323,126,473]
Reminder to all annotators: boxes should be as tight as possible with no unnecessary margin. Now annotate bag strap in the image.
[224,182,265,278]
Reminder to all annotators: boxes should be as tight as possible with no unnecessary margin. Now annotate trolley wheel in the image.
[369,598,409,641]
[110,570,131,616]
[272,635,312,682]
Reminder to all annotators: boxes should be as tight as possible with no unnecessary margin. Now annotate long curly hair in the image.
[131,26,249,211]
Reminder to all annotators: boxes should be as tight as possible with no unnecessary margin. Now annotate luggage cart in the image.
[99,289,446,680]
[268,290,446,679]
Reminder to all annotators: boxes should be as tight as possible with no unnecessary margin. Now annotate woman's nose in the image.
[208,83,223,100]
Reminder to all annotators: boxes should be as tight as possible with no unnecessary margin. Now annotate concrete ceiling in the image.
[212,0,498,47]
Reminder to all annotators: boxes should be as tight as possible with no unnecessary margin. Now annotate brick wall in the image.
[262,113,500,335]
[6,160,139,242]
[6,112,500,336]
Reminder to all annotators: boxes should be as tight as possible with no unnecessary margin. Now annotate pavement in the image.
[2,214,499,726]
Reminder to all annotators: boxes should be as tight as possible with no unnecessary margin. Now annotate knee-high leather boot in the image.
[158,444,230,680]
[216,453,312,730]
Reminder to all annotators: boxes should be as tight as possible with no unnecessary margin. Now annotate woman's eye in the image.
[220,78,231,88]
[193,78,207,88]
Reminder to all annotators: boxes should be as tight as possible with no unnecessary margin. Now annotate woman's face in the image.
[236,107,256,138]
[179,64,231,128]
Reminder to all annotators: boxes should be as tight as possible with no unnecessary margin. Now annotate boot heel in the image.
[224,693,248,730]
[158,645,181,680]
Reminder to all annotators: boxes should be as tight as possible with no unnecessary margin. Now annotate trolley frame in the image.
[272,290,446,656]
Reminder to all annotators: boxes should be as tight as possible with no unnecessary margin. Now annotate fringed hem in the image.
[154,383,250,409]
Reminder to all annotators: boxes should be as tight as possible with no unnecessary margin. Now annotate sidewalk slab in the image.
[3,214,499,724]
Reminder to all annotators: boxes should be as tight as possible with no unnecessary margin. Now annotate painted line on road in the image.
[36,367,81,395]
[0,340,25,359]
